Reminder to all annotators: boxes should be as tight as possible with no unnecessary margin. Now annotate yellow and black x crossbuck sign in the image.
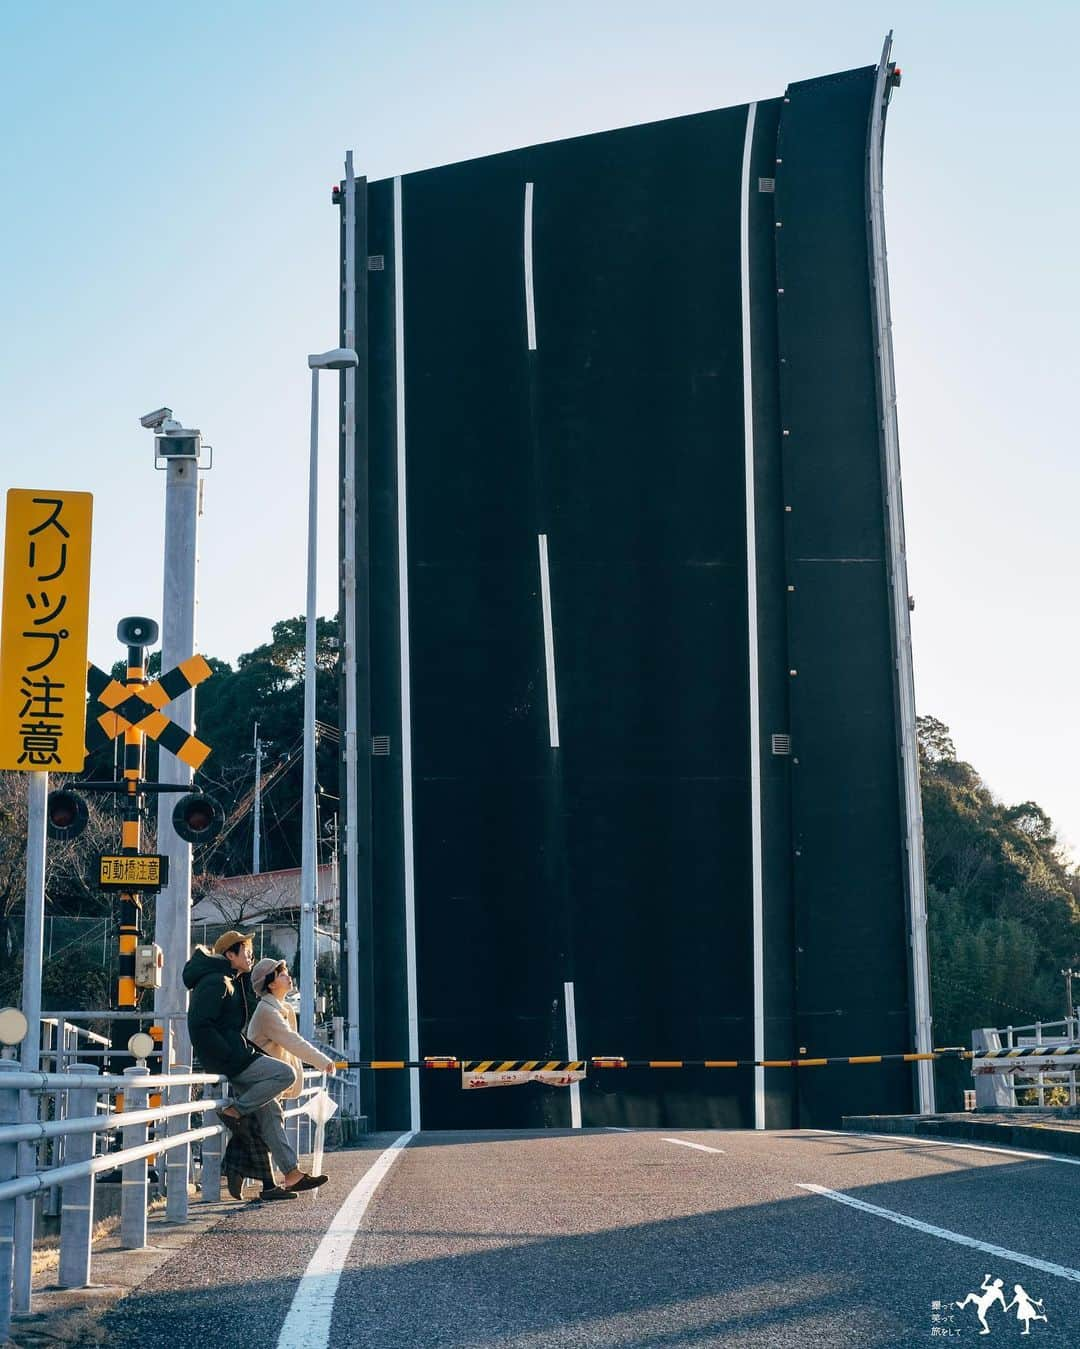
[85,655,213,769]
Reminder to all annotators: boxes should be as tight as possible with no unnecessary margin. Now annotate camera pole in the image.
[147,415,207,1072]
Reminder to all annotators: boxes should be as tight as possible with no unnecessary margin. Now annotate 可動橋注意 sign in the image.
[98,854,169,891]
[0,491,93,772]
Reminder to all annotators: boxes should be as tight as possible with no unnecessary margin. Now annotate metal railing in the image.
[972,1019,1080,1109]
[0,1054,331,1342]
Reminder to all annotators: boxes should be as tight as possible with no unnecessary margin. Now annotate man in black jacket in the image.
[183,931,294,1123]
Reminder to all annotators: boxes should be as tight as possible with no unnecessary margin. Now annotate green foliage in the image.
[190,616,340,877]
[919,716,1080,1107]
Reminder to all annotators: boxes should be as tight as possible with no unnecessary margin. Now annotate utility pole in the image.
[143,410,209,1072]
[252,723,263,875]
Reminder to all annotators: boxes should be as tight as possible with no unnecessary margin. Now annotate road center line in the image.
[663,1137,726,1154]
[799,1182,1080,1284]
[276,1131,414,1348]
[524,181,537,350]
[808,1128,1080,1167]
[537,533,560,748]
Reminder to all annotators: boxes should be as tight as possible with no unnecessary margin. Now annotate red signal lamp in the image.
[172,792,224,845]
[46,789,88,841]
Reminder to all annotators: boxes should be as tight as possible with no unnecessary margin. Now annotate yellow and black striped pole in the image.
[114,634,150,1056]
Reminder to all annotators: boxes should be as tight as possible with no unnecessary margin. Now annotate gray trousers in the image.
[227,1054,294,1116]
[257,1097,299,1175]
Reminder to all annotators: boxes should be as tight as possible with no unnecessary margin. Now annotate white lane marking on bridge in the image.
[739,96,765,1135]
[538,533,560,748]
[606,1126,636,1131]
[524,181,537,349]
[563,979,581,1128]
[276,1131,415,1348]
[808,1128,1080,1167]
[663,1137,726,1154]
[394,174,421,1132]
[799,1183,1080,1283]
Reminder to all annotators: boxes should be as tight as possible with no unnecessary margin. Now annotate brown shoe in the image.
[286,1173,328,1192]
[258,1186,299,1202]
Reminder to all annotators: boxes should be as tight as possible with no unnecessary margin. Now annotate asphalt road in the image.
[99,1128,1080,1347]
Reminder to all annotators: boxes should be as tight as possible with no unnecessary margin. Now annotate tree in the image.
[193,617,339,877]
[0,773,118,963]
[919,717,1080,1108]
[916,715,956,765]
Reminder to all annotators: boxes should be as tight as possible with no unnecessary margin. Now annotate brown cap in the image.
[250,957,283,994]
[212,930,253,955]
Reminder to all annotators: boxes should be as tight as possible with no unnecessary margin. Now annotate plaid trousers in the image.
[222,1111,275,1191]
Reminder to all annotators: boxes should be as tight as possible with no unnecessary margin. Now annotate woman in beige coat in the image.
[247,957,336,1192]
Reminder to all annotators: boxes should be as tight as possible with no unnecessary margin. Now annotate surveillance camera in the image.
[140,407,173,430]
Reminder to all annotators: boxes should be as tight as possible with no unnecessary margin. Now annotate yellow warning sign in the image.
[99,854,169,890]
[0,490,93,771]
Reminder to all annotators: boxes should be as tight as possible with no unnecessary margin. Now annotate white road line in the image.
[524,182,537,350]
[277,1132,414,1348]
[394,175,421,1132]
[799,1182,1080,1283]
[808,1128,1080,1167]
[606,1126,636,1132]
[663,1137,726,1154]
[537,533,560,747]
[739,98,765,1134]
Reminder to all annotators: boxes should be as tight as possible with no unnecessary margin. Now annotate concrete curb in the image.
[843,1112,1080,1158]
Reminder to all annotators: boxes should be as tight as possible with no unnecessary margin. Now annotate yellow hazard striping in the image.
[332,1048,975,1070]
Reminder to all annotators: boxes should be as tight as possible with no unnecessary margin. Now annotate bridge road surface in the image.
[99,1128,1080,1347]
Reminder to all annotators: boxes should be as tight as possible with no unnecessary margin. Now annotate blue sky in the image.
[1,2,1077,853]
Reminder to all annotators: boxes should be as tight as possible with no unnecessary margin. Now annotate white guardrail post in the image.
[58,1064,99,1289]
[201,1104,223,1203]
[0,1059,20,1344]
[165,1066,190,1223]
[121,1066,151,1249]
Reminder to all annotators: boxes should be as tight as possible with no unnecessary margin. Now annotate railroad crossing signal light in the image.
[172,792,223,845]
[46,789,88,841]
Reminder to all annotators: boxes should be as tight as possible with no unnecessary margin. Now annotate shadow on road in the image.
[96,1141,1080,1349]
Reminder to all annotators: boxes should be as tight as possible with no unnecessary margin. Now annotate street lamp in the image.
[301,348,358,1040]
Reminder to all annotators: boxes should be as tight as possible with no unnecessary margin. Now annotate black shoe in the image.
[258,1186,299,1202]
[286,1173,328,1192]
[226,1173,245,1200]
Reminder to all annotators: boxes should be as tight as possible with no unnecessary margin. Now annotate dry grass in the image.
[31,1194,168,1277]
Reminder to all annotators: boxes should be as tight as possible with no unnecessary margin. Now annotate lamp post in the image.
[302,349,358,1040]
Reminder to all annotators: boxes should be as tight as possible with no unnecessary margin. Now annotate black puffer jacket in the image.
[183,947,258,1077]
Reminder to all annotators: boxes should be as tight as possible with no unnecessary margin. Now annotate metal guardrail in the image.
[0,1056,330,1342]
[971,1020,1080,1108]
